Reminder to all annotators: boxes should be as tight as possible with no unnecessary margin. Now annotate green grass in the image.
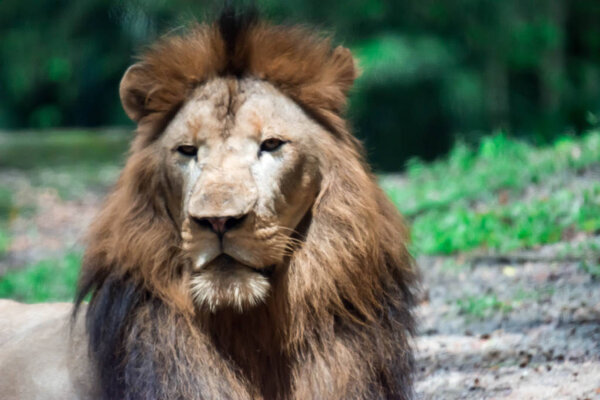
[0,252,81,302]
[383,131,600,255]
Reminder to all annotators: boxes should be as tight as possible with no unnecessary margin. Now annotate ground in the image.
[0,130,599,399]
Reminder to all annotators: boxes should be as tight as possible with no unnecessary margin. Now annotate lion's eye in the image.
[260,138,285,153]
[176,145,198,157]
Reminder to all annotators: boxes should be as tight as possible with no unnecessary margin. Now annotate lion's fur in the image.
[74,10,418,400]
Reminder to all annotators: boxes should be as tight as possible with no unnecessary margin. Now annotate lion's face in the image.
[157,77,324,311]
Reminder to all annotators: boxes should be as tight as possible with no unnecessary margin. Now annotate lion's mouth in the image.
[189,253,274,312]
[202,254,275,278]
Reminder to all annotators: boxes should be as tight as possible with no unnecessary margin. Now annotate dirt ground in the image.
[1,171,599,399]
[415,253,600,399]
[0,170,102,275]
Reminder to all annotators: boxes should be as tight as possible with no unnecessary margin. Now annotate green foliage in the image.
[354,34,455,85]
[383,131,600,254]
[1,1,600,169]
[0,252,81,302]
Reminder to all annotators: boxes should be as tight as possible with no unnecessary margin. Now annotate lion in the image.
[0,10,418,400]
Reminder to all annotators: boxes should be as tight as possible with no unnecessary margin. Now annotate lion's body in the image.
[0,10,418,400]
[0,300,98,400]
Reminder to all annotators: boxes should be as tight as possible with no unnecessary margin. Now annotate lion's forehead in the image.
[163,77,313,147]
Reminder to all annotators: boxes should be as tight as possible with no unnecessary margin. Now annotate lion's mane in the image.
[75,10,418,400]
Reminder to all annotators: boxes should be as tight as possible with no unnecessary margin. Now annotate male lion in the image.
[0,10,417,400]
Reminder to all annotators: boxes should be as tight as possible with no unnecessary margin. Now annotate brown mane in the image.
[76,9,418,400]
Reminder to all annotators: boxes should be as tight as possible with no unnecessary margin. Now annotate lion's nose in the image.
[192,215,247,236]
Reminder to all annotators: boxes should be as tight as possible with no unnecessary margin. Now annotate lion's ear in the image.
[330,46,360,97]
[119,63,152,123]
[311,45,360,115]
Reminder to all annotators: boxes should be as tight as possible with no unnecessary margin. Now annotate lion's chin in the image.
[190,255,272,313]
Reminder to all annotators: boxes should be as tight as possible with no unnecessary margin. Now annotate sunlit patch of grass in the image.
[0,252,81,303]
[384,132,600,217]
[456,294,512,318]
[410,185,600,254]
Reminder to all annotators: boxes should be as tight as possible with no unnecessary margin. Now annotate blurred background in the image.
[1,0,599,298]
[1,2,600,395]
[1,0,600,168]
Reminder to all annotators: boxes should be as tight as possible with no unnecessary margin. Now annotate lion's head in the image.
[76,10,417,400]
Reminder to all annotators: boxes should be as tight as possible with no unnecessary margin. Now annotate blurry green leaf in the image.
[29,105,62,128]
[354,34,455,85]
[47,57,71,82]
